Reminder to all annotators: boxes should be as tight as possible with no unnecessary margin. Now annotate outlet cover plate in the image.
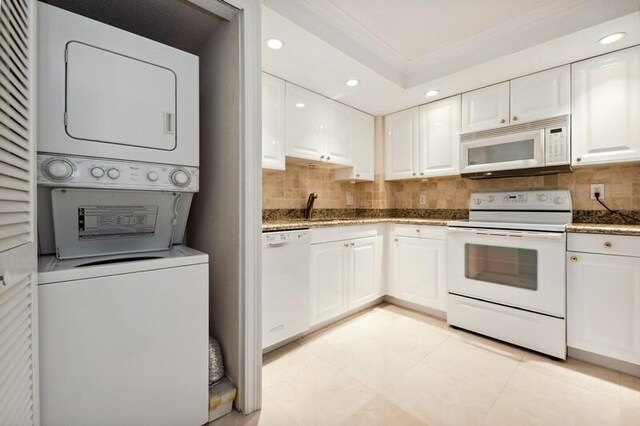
[590,184,605,200]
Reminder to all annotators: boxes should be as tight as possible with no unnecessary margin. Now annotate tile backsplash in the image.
[263,163,640,212]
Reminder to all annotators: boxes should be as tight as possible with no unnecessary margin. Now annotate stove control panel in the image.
[37,154,199,192]
[470,190,572,211]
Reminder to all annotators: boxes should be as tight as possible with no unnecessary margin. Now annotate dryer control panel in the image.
[37,154,199,192]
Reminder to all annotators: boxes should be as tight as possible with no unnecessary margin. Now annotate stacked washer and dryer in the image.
[36,4,209,426]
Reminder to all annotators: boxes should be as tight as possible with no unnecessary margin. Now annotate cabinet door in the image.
[352,110,375,180]
[349,236,383,309]
[572,46,640,166]
[286,83,327,162]
[418,95,461,178]
[310,241,348,325]
[391,236,447,311]
[461,82,510,133]
[567,252,640,365]
[326,101,353,166]
[510,65,570,124]
[384,107,419,180]
[262,73,286,170]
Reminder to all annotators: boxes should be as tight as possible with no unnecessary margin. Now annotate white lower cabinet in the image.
[567,233,640,365]
[310,231,383,326]
[388,226,447,311]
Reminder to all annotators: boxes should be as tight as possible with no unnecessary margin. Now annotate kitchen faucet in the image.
[305,192,318,219]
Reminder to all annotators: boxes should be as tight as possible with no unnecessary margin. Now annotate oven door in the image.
[460,129,545,174]
[447,227,565,317]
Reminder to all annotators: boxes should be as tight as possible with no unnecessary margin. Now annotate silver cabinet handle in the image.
[344,243,349,247]
[350,242,355,246]
[326,156,331,161]
[570,256,578,262]
[604,241,612,248]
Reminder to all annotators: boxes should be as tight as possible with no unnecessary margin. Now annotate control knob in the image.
[537,194,548,202]
[473,198,482,206]
[45,159,73,181]
[554,196,565,205]
[147,171,159,182]
[171,169,190,187]
[90,167,105,178]
[107,168,120,179]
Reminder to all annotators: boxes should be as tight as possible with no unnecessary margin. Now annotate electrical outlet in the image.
[346,192,354,206]
[590,184,605,200]
[419,194,427,205]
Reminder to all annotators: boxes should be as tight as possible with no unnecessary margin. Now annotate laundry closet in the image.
[0,0,260,424]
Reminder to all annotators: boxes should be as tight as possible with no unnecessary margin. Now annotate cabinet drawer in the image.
[568,233,640,257]
[392,224,447,240]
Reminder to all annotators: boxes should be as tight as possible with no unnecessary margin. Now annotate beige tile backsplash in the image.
[263,164,640,212]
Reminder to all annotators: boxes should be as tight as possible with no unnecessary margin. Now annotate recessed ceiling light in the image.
[295,102,305,108]
[599,32,626,45]
[266,38,284,50]
[346,79,359,87]
[425,89,439,97]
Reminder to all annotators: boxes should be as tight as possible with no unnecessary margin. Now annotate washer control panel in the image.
[38,154,199,192]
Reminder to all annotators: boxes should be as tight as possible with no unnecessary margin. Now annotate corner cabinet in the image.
[387,225,447,312]
[571,45,640,166]
[384,107,419,180]
[335,110,375,181]
[310,227,383,326]
[262,73,286,170]
[567,234,640,365]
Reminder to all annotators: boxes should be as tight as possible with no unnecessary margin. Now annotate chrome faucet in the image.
[305,192,318,220]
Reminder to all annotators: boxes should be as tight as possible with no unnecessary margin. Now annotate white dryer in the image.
[37,3,199,167]
[38,246,209,426]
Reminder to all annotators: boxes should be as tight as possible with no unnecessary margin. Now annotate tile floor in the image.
[212,303,640,426]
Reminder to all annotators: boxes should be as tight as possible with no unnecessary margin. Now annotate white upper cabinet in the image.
[286,83,327,162]
[572,46,640,166]
[461,82,510,133]
[384,107,419,180]
[262,73,286,170]
[418,95,461,178]
[335,110,375,181]
[510,65,570,124]
[326,101,353,166]
[285,82,353,166]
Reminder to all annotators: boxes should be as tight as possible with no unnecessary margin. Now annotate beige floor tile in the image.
[621,402,640,426]
[262,341,321,390]
[297,319,368,359]
[380,362,496,426]
[363,315,450,362]
[484,366,621,426]
[209,396,299,426]
[341,395,427,426]
[324,336,417,392]
[421,338,519,396]
[621,374,640,408]
[520,351,621,398]
[264,359,376,426]
[449,326,528,360]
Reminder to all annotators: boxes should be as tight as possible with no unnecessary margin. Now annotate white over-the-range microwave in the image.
[459,115,571,179]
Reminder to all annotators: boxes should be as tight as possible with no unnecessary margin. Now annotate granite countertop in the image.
[565,223,640,236]
[262,217,450,231]
[263,218,640,236]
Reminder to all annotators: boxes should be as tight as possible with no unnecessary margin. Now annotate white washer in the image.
[38,246,209,426]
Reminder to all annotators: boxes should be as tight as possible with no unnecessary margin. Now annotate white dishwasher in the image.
[262,230,310,349]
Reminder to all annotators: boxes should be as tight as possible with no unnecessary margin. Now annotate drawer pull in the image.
[570,256,578,262]
[350,242,355,247]
[344,243,349,247]
[604,242,612,248]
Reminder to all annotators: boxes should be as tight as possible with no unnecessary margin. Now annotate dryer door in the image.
[65,41,177,151]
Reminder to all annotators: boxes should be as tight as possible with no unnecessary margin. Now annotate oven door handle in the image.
[448,227,564,240]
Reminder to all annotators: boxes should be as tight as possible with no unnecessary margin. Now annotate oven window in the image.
[465,244,538,290]
[468,139,534,165]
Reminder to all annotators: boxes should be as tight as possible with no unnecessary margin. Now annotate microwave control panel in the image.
[545,126,568,165]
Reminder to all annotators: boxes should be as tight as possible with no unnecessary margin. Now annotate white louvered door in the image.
[0,0,38,425]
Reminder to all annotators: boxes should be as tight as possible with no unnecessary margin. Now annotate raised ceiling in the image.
[262,0,640,115]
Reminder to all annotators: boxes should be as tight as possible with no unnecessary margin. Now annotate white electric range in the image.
[447,189,572,359]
